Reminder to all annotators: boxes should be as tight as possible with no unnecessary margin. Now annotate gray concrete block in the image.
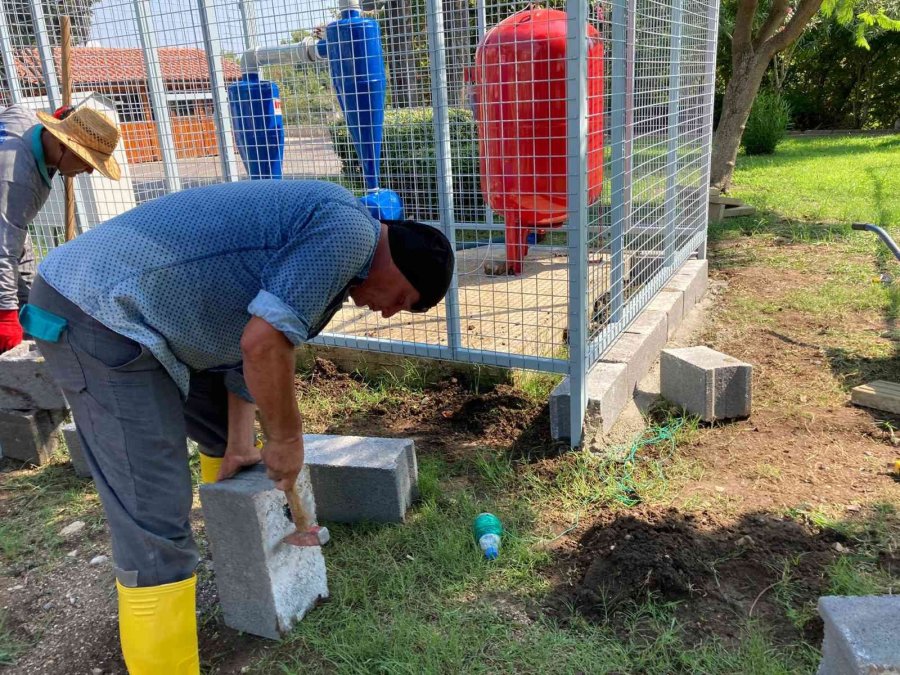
[667,259,708,309]
[818,595,900,674]
[660,347,752,421]
[645,289,684,340]
[0,408,66,465]
[550,362,629,441]
[199,465,328,640]
[601,310,668,394]
[302,435,418,523]
[0,341,68,410]
[60,423,92,478]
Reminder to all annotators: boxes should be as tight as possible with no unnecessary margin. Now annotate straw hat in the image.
[36,107,121,181]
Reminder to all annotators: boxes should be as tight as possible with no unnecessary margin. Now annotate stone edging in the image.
[549,258,709,442]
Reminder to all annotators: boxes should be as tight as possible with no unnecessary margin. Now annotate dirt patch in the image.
[298,357,553,460]
[0,515,268,675]
[549,505,895,645]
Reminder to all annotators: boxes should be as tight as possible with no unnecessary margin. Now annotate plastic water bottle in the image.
[473,513,503,560]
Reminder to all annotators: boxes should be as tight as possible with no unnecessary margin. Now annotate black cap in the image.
[384,220,455,312]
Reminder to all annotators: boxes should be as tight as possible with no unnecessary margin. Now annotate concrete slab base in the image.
[851,380,900,415]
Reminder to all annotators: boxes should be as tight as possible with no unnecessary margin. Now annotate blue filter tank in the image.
[228,72,285,179]
[323,3,402,220]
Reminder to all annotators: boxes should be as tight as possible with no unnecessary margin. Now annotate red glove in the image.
[0,309,24,353]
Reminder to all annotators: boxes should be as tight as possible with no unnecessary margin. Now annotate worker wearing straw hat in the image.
[0,103,120,353]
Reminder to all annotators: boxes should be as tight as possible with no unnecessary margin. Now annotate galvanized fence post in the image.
[29,0,59,109]
[197,0,240,182]
[664,0,684,271]
[134,0,182,194]
[425,0,462,359]
[0,1,23,103]
[609,0,636,325]
[566,0,589,447]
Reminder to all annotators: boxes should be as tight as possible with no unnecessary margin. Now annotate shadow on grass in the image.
[546,503,899,657]
[709,211,853,247]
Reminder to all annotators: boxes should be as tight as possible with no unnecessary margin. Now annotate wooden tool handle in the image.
[284,484,311,531]
[61,16,76,242]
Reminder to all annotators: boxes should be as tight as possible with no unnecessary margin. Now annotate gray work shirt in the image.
[0,105,52,310]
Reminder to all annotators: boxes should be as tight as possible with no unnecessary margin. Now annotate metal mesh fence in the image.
[0,0,718,440]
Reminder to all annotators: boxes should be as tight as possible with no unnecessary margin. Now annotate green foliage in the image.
[741,91,791,155]
[329,107,485,222]
[263,64,337,127]
[716,0,900,131]
[783,24,900,129]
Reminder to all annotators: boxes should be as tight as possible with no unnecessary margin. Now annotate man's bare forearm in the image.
[240,316,303,444]
[226,391,257,448]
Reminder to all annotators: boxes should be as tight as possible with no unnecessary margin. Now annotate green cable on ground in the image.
[614,418,686,507]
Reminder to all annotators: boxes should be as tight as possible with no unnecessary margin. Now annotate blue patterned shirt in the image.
[38,180,380,398]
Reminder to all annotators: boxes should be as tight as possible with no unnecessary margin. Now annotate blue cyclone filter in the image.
[228,71,285,179]
[322,6,403,220]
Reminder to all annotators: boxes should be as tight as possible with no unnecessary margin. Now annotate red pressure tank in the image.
[473,8,603,275]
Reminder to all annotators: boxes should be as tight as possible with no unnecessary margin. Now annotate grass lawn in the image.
[1,133,899,674]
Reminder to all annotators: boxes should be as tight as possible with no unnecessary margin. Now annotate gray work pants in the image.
[29,276,229,588]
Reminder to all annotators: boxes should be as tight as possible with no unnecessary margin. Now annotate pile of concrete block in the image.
[818,595,900,674]
[0,341,68,466]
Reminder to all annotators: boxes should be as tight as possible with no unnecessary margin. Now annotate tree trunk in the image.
[709,56,770,190]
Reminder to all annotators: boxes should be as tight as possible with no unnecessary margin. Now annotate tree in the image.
[711,0,824,189]
[710,0,900,190]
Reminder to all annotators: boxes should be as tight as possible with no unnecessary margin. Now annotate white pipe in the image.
[241,39,325,72]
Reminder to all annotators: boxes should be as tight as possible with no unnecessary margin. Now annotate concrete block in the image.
[303,435,418,523]
[645,289,684,339]
[0,341,67,410]
[550,362,629,441]
[817,595,900,674]
[60,423,92,478]
[0,408,66,465]
[851,380,900,415]
[601,310,668,394]
[666,259,708,310]
[660,347,752,422]
[199,465,328,640]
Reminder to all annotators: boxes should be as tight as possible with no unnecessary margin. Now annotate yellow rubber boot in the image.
[199,454,223,484]
[117,575,200,675]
